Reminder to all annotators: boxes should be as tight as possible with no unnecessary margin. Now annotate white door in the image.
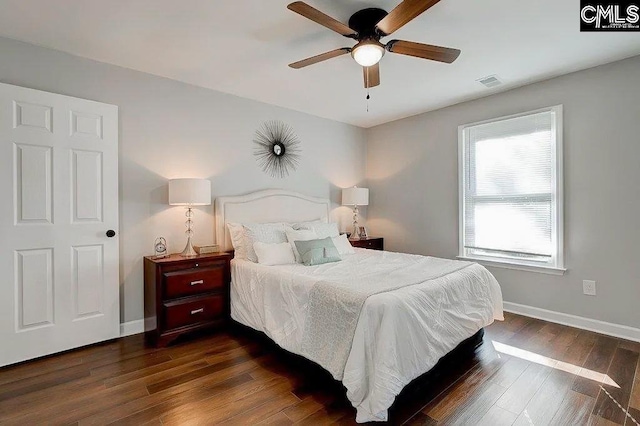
[0,83,119,367]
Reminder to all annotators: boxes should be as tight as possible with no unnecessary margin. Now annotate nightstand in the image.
[144,252,233,347]
[350,237,384,251]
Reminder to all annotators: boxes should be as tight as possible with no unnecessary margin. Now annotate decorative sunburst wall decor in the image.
[253,120,301,178]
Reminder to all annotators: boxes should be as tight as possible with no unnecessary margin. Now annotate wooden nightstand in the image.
[144,252,233,347]
[350,237,384,251]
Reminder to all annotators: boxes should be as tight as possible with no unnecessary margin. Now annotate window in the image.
[458,106,564,273]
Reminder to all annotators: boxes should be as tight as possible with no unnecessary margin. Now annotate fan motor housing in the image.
[348,8,388,39]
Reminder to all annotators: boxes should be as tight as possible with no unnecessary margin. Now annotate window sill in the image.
[456,256,567,276]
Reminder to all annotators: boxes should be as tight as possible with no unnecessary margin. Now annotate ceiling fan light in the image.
[352,41,385,67]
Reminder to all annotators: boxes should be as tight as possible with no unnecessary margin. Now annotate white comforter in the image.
[230,249,503,422]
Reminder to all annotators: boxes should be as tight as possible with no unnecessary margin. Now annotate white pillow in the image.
[332,234,355,255]
[253,242,296,266]
[243,223,288,263]
[285,228,318,263]
[227,223,248,260]
[294,221,340,239]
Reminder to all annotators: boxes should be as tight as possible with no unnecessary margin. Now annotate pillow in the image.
[243,223,288,263]
[285,228,318,263]
[332,234,355,255]
[294,238,342,266]
[227,223,248,260]
[293,221,339,239]
[253,242,296,266]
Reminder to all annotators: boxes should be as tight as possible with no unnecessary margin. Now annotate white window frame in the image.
[457,105,565,275]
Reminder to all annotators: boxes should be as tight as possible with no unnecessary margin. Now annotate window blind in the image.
[461,109,561,266]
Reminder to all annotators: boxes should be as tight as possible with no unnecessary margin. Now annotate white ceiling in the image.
[1,0,639,128]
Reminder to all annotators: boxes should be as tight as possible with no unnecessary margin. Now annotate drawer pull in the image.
[191,308,204,315]
[190,280,204,286]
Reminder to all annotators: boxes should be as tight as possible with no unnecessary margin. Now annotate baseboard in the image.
[503,301,640,343]
[120,319,144,337]
[120,305,640,342]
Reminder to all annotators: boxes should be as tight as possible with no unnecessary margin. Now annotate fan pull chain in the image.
[364,68,370,112]
[366,89,370,112]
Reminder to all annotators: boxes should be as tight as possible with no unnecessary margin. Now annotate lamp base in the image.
[349,205,361,241]
[180,236,198,257]
[349,225,361,241]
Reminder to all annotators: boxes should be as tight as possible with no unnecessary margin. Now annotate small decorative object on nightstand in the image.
[154,237,168,258]
[350,237,383,251]
[194,244,220,255]
[144,252,232,347]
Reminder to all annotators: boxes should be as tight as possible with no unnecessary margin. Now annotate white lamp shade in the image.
[342,187,369,206]
[168,178,211,206]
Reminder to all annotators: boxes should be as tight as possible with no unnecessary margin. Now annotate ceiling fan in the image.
[287,0,461,89]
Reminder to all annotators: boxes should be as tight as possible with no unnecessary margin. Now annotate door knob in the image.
[106,230,116,238]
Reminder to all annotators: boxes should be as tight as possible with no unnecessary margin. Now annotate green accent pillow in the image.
[294,237,342,266]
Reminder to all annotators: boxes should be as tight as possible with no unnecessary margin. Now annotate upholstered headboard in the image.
[214,189,331,251]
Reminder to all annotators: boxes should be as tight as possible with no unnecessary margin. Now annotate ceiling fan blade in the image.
[363,64,380,88]
[289,48,352,69]
[376,0,442,36]
[287,2,358,38]
[387,40,460,63]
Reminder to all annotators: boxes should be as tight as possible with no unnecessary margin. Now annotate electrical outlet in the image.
[583,280,596,296]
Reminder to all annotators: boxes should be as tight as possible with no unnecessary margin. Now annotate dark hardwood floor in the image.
[1,312,639,425]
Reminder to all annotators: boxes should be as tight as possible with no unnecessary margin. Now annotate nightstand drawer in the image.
[163,295,224,330]
[163,266,224,300]
[361,240,378,249]
[351,237,384,251]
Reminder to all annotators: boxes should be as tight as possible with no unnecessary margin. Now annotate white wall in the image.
[366,55,640,329]
[0,37,367,323]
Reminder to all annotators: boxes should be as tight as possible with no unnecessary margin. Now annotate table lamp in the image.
[168,178,211,257]
[342,186,369,241]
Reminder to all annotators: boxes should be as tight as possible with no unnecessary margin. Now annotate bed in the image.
[215,189,503,423]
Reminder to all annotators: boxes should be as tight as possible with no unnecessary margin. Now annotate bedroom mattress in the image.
[230,248,503,422]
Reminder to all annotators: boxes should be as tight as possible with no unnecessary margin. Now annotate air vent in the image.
[477,75,502,88]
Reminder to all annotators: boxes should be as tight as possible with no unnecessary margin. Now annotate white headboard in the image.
[215,189,331,251]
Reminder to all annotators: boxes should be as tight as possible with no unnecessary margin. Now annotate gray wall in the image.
[0,37,367,323]
[3,34,638,330]
[366,55,640,329]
